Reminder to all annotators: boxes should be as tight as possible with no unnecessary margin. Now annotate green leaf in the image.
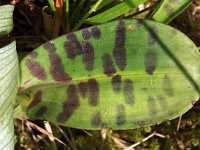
[0,5,14,35]
[86,0,147,24]
[0,5,18,149]
[18,19,200,130]
[91,0,114,11]
[152,0,193,23]
[47,0,56,13]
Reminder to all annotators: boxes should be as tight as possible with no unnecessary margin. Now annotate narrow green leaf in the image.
[72,0,104,31]
[66,0,69,13]
[47,0,56,13]
[85,0,147,24]
[0,5,14,35]
[65,0,69,31]
[18,19,200,130]
[152,0,193,23]
[69,0,87,26]
[91,0,114,11]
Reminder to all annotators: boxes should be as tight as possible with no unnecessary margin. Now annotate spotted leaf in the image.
[18,19,200,130]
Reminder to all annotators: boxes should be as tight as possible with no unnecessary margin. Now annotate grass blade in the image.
[85,0,148,24]
[91,0,114,11]
[72,0,103,31]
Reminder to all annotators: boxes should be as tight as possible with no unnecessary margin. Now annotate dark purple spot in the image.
[29,51,38,59]
[112,75,122,93]
[102,53,116,76]
[74,41,84,55]
[116,104,126,125]
[43,41,56,53]
[147,96,157,116]
[144,49,157,75]
[28,90,42,109]
[113,20,127,71]
[91,112,101,127]
[162,74,174,97]
[82,41,95,71]
[49,55,71,82]
[78,82,88,98]
[26,59,47,81]
[123,79,134,105]
[44,42,71,82]
[82,29,91,40]
[91,26,101,39]
[148,26,157,45]
[88,79,99,106]
[35,106,47,118]
[64,42,77,59]
[57,85,80,123]
[64,33,84,59]
[66,33,77,41]
[49,53,62,64]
